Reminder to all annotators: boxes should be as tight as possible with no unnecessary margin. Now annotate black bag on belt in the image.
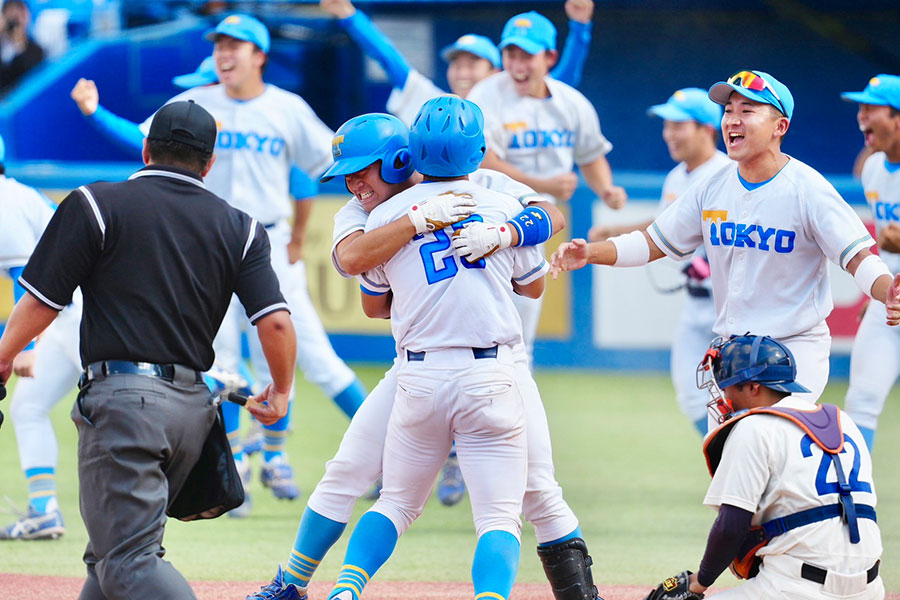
[167,405,244,521]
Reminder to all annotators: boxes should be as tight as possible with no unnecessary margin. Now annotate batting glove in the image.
[408,191,477,234]
[452,221,514,261]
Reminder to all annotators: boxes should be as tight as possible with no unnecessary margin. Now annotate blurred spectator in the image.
[0,0,44,94]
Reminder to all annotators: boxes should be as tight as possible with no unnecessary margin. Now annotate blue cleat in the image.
[261,459,300,500]
[437,455,466,506]
[246,565,307,600]
[0,507,65,540]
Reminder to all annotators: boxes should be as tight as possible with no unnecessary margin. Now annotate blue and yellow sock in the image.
[263,409,290,463]
[283,508,347,590]
[221,400,245,462]
[472,530,520,600]
[328,511,398,600]
[25,467,57,514]
[693,418,708,436]
[332,378,367,419]
[858,426,875,452]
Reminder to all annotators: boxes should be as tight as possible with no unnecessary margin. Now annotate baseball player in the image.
[643,334,882,599]
[587,88,730,435]
[0,134,82,540]
[319,0,594,126]
[552,70,900,408]
[248,114,601,600]
[465,11,627,366]
[839,74,900,453]
[69,14,369,500]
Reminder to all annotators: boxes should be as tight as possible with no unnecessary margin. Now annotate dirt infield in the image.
[2,575,897,599]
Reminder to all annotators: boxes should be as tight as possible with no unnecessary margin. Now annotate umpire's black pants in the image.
[71,368,216,600]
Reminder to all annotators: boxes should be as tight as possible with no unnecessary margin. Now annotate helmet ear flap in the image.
[382,147,413,183]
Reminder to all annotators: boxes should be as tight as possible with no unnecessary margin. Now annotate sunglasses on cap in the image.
[727,70,787,117]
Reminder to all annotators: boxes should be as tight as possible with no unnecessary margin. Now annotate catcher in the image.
[644,334,883,600]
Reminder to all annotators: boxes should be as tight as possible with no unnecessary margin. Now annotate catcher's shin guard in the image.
[536,537,601,600]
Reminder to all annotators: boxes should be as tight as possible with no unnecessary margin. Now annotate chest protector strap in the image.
[702,404,877,579]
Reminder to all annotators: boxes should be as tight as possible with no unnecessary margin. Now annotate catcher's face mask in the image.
[696,337,734,424]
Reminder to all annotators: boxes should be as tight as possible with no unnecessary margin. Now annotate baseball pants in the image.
[11,302,81,471]
[72,370,215,600]
[711,554,884,600]
[512,292,543,370]
[669,295,716,425]
[373,346,527,540]
[845,301,900,431]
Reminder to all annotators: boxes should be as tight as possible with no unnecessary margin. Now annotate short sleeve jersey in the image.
[0,175,55,272]
[467,72,612,202]
[361,180,547,351]
[861,152,900,273]
[20,166,287,370]
[386,70,446,127]
[330,168,542,278]
[648,158,874,338]
[704,398,881,573]
[140,84,334,225]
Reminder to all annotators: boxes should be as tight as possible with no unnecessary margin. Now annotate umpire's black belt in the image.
[685,285,711,299]
[406,346,499,362]
[801,560,879,585]
[81,361,204,387]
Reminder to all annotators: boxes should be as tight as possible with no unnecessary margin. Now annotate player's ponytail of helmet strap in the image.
[853,253,892,299]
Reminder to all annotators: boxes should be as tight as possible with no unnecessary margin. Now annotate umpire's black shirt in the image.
[20,165,287,371]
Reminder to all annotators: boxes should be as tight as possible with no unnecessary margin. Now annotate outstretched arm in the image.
[71,78,145,154]
[550,0,593,88]
[549,230,665,278]
[579,156,627,209]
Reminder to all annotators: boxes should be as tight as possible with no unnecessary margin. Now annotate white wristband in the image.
[407,203,428,234]
[853,254,892,299]
[611,230,651,267]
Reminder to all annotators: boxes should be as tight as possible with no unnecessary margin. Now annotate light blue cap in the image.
[708,70,794,120]
[0,133,5,163]
[440,34,501,69]
[204,14,270,54]
[172,56,217,89]
[841,74,900,111]
[499,11,557,55]
[647,88,722,127]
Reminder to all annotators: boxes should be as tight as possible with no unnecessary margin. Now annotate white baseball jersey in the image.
[0,175,55,271]
[704,398,881,573]
[861,152,900,273]
[386,70,445,127]
[331,168,543,278]
[467,72,612,202]
[360,180,547,352]
[139,84,333,225]
[649,157,874,339]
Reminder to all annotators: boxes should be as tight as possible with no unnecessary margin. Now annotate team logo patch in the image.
[514,18,532,28]
[702,210,728,223]
[457,34,477,46]
[674,90,687,101]
[504,121,527,132]
[870,77,881,87]
[225,15,241,24]
[332,135,345,158]
[663,576,678,591]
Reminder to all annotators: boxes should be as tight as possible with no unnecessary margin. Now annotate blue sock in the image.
[538,526,582,548]
[263,402,291,463]
[858,426,875,452]
[283,508,347,589]
[25,467,57,514]
[693,417,708,436]
[328,511,398,600]
[221,400,244,461]
[472,530,520,600]
[332,378,367,419]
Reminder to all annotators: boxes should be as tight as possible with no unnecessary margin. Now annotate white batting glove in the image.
[452,221,514,261]
[408,191,477,234]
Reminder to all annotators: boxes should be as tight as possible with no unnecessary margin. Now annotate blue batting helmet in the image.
[711,335,810,394]
[319,113,413,184]
[409,96,486,177]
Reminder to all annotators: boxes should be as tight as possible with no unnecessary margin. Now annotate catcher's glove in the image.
[642,571,704,600]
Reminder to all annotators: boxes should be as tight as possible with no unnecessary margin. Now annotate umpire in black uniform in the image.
[0,100,296,599]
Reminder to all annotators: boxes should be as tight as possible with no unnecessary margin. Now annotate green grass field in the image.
[1,366,897,590]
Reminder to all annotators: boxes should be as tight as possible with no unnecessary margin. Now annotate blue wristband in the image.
[511,205,553,247]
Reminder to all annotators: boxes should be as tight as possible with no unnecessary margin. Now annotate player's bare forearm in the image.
[535,200,565,236]
[878,224,900,254]
[254,310,296,396]
[0,293,58,370]
[580,156,627,209]
[289,199,313,263]
[336,219,417,276]
[513,277,544,299]
[361,290,392,319]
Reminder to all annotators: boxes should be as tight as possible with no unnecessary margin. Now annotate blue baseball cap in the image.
[0,133,5,163]
[708,70,794,120]
[647,88,722,127]
[499,11,557,55]
[204,14,270,54]
[841,74,900,111]
[440,34,501,69]
[172,56,218,89]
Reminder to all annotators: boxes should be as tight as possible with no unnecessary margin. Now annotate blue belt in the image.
[81,361,204,387]
[685,285,711,298]
[263,222,278,230]
[406,346,499,362]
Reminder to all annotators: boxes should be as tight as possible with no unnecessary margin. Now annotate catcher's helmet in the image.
[320,113,413,184]
[409,95,485,177]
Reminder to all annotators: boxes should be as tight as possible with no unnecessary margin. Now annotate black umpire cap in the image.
[148,100,217,153]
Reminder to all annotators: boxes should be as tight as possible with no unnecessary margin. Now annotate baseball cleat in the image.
[246,565,307,600]
[0,507,65,540]
[437,455,466,506]
[261,460,300,500]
